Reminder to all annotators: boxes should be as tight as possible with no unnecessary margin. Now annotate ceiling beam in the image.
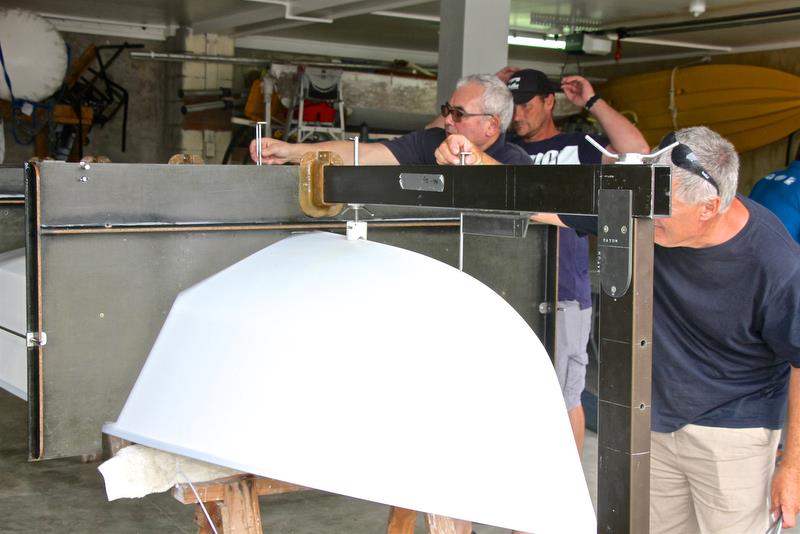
[193,5,285,34]
[236,34,438,65]
[580,39,800,67]
[618,36,732,52]
[233,0,434,37]
[41,12,173,41]
[194,0,360,33]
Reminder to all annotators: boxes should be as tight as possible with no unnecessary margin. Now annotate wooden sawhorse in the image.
[174,475,471,534]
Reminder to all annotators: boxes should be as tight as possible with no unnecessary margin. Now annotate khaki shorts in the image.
[650,424,780,534]
[554,300,592,411]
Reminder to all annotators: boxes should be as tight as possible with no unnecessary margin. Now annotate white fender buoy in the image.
[0,9,68,102]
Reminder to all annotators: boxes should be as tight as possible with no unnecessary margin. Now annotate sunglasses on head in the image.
[658,132,720,195]
[440,102,493,123]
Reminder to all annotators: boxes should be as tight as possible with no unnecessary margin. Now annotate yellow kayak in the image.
[600,64,800,153]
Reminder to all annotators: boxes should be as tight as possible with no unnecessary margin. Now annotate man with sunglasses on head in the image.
[502,68,649,454]
[250,74,530,167]
[537,126,800,533]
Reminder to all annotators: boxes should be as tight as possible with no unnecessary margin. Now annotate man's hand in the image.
[771,461,800,528]
[249,137,294,165]
[530,213,566,227]
[561,75,596,108]
[434,134,491,165]
[494,66,521,83]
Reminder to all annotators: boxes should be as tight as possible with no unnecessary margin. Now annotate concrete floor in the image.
[0,389,598,533]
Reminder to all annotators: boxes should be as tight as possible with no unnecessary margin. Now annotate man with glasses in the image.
[503,68,649,454]
[538,126,800,533]
[250,74,530,166]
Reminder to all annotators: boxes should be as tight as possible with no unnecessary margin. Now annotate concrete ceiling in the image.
[5,0,800,72]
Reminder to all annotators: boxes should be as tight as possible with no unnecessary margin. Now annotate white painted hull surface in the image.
[104,232,595,534]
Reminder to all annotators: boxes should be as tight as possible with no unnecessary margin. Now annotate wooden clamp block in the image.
[168,153,205,165]
[386,507,472,534]
[387,506,417,534]
[299,151,344,218]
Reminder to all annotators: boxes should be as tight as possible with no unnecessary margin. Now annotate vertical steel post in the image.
[596,217,654,533]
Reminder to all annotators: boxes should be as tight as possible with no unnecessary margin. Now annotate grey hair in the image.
[455,74,514,131]
[654,126,739,212]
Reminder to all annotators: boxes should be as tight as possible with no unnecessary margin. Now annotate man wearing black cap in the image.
[503,68,649,454]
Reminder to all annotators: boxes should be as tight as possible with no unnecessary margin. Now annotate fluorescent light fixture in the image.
[508,35,566,49]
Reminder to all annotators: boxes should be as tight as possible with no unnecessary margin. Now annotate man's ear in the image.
[543,93,556,112]
[698,197,721,221]
[485,116,500,138]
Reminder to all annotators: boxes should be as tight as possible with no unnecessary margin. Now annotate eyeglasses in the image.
[440,102,493,122]
[658,132,720,195]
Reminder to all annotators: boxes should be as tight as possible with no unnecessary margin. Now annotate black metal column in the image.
[24,163,43,461]
[597,218,654,534]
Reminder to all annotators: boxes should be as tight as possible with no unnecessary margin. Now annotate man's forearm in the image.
[282,140,397,165]
[284,140,352,164]
[781,367,800,468]
[770,365,800,527]
[590,100,650,156]
[529,213,565,227]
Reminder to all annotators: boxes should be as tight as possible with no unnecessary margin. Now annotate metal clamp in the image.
[255,122,270,166]
[345,135,370,240]
[26,331,48,348]
[585,134,678,165]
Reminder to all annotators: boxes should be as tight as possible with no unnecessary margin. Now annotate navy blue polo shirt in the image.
[561,197,800,431]
[380,128,531,165]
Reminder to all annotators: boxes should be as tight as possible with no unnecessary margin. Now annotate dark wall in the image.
[2,33,169,164]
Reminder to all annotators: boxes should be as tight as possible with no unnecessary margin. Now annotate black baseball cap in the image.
[506,69,562,105]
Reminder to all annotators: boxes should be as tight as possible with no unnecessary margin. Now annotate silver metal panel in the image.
[31,162,554,459]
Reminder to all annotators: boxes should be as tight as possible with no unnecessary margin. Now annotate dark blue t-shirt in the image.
[379,128,532,165]
[562,196,800,431]
[510,132,609,309]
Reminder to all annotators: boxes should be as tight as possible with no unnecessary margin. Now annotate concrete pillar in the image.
[437,0,510,105]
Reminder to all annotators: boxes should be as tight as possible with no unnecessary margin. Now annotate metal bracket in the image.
[399,173,445,193]
[26,331,47,347]
[585,134,678,165]
[598,189,633,298]
[460,212,529,239]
